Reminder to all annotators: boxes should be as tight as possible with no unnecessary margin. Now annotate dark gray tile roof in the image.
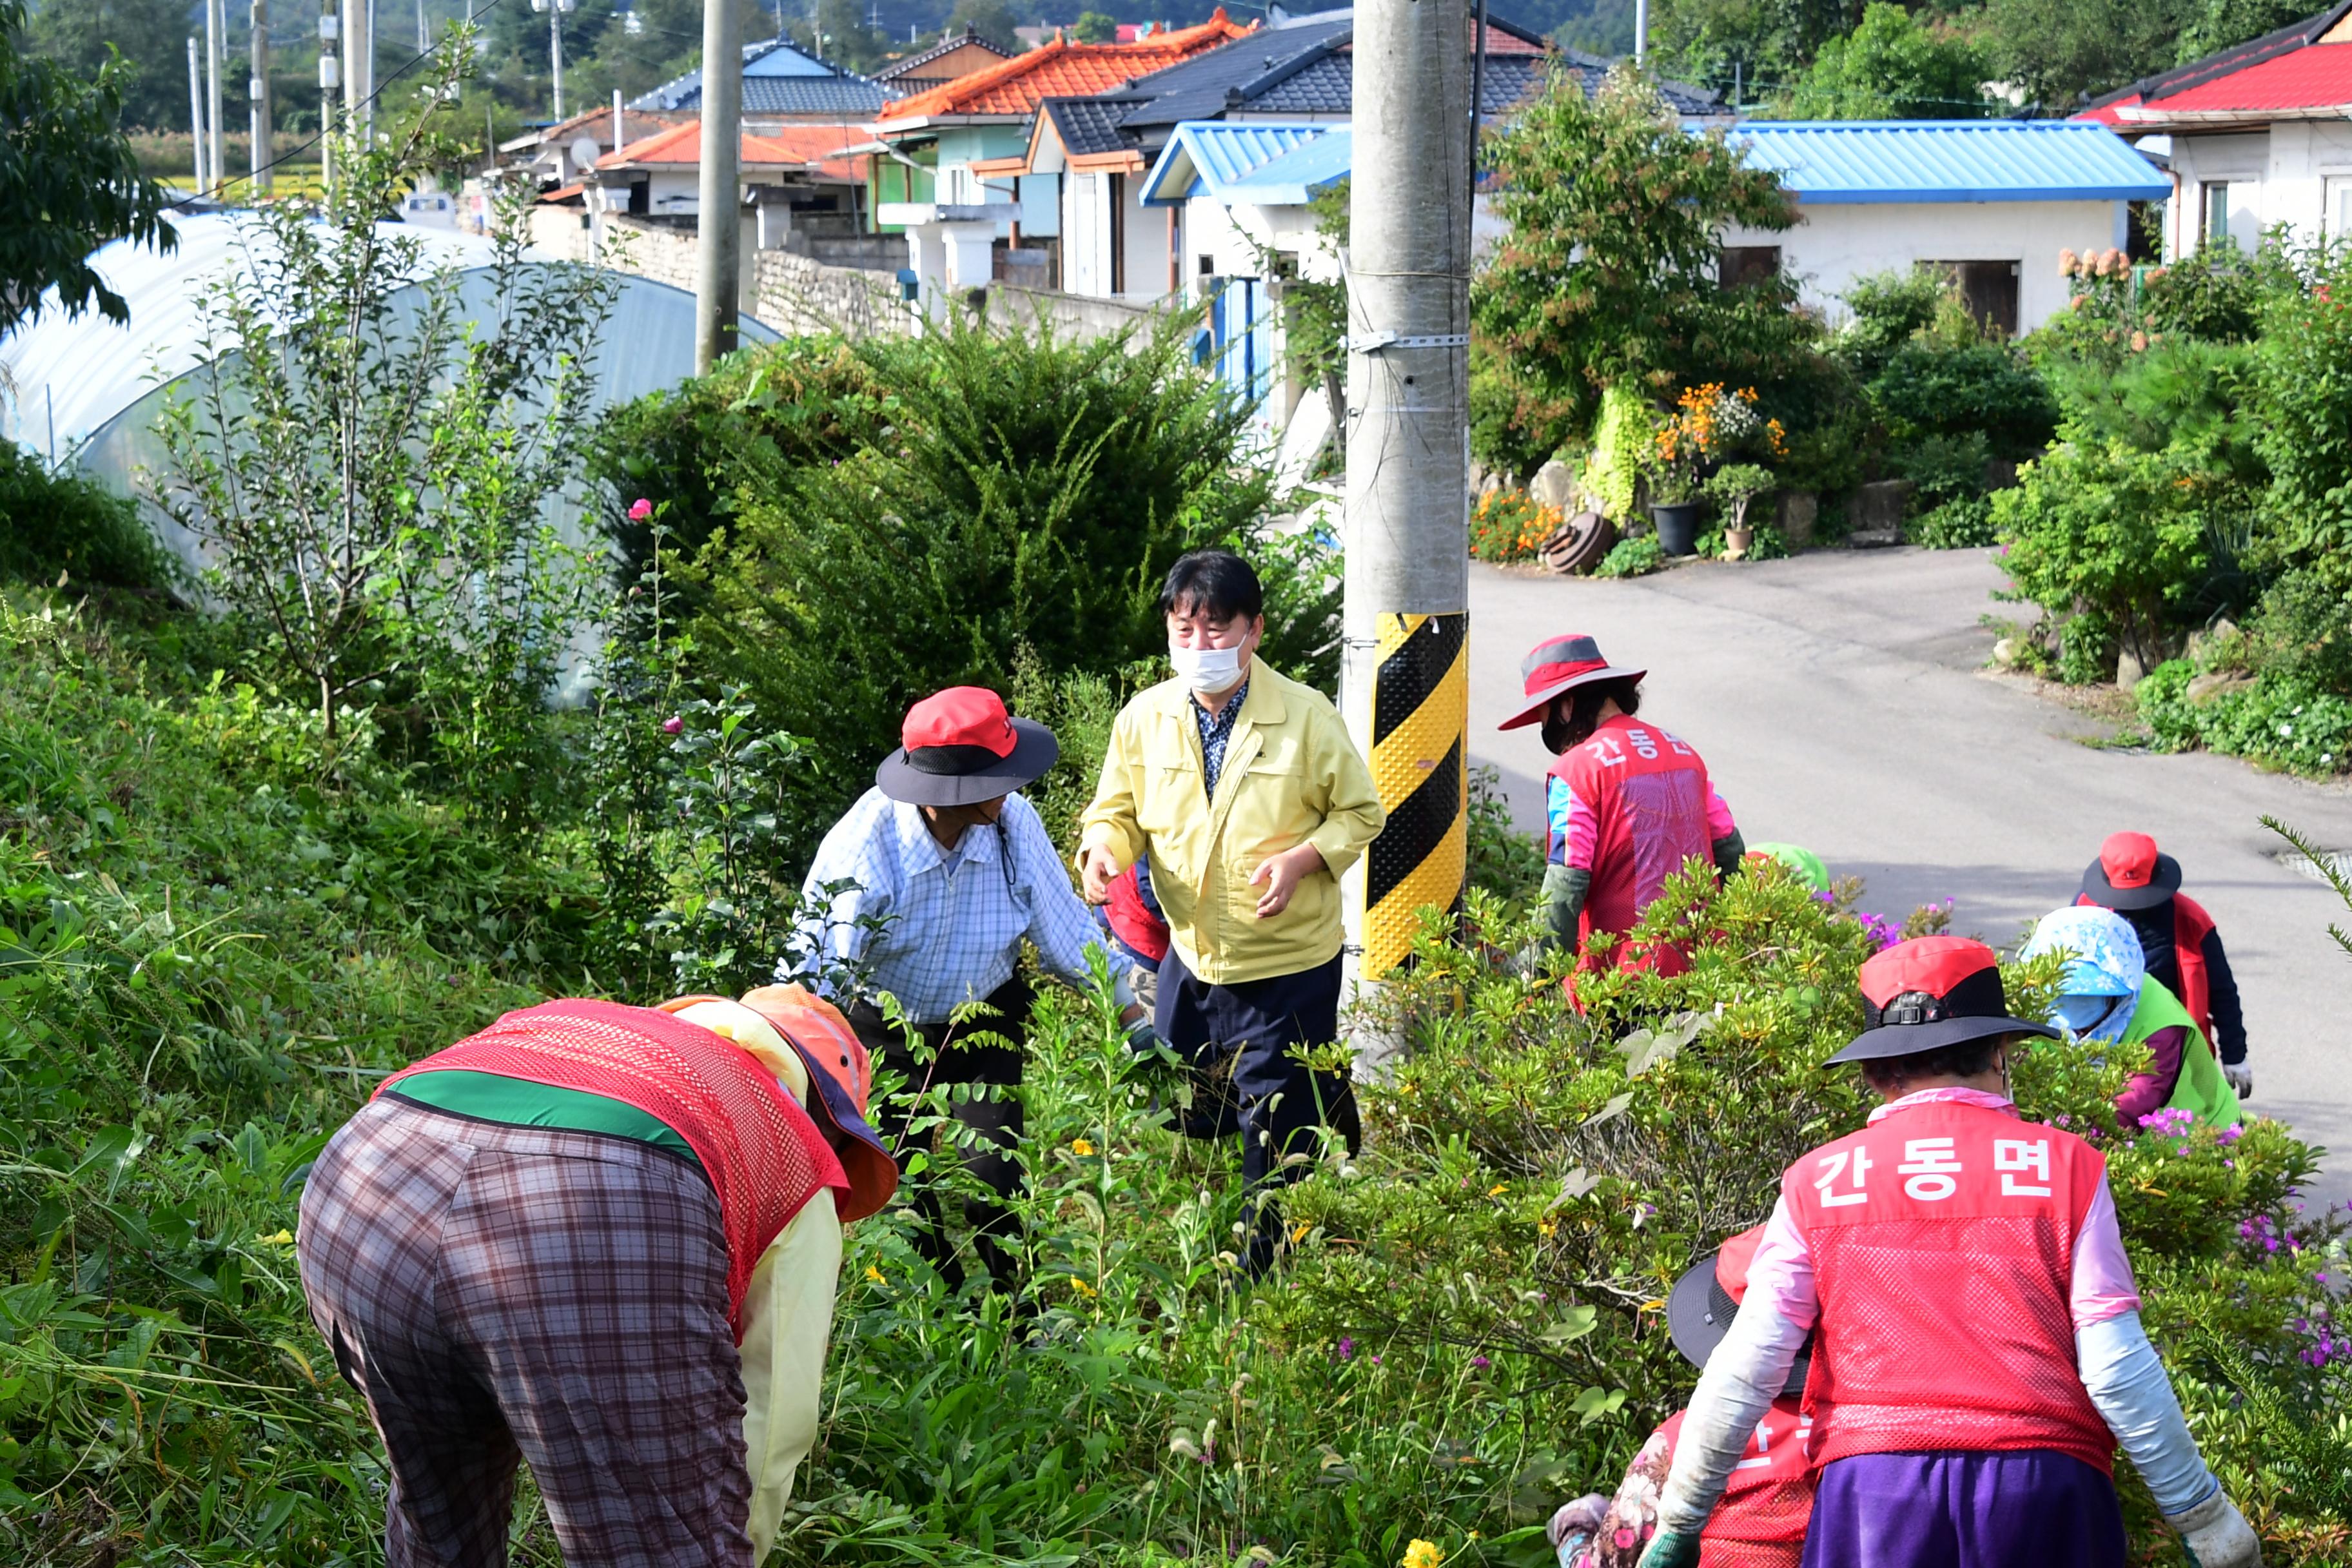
[741,77,894,115]
[1043,97,1139,158]
[631,39,893,114]
[1240,48,1716,118]
[1108,13,1358,129]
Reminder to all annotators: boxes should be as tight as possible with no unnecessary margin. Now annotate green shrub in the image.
[1869,338,2059,462]
[2253,252,2352,594]
[588,335,890,598]
[676,317,1300,872]
[1910,495,1998,549]
[2137,658,2352,776]
[1286,870,2344,1565]
[0,438,176,592]
[1593,535,1666,578]
[1466,763,1543,905]
[2247,568,2352,693]
[1582,383,1650,522]
[1837,268,1946,383]
[1992,440,2222,681]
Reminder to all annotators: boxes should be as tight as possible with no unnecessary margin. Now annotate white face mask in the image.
[1170,640,1247,696]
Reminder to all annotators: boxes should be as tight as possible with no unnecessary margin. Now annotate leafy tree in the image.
[21,0,190,131]
[154,29,614,827]
[1072,9,1117,41]
[1649,0,1863,82]
[1775,1,1988,118]
[2176,0,2324,67]
[1472,66,1801,447]
[3,0,175,335]
[1979,0,2189,108]
[946,0,1022,52]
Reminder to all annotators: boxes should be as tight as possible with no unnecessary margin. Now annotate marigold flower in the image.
[1402,1539,1444,1568]
[1072,1137,1096,1155]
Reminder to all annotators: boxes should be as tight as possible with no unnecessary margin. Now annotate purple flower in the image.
[1336,1337,1355,1361]
[1370,1355,1382,1365]
[662,716,684,735]
[2216,1124,2244,1147]
[1471,1355,1491,1370]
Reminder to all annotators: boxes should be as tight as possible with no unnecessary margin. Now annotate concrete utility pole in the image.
[1634,0,1648,59]
[317,1,338,192]
[188,37,208,191]
[251,0,273,195]
[206,0,227,195]
[342,0,371,141]
[1342,0,1473,1038]
[694,0,744,373]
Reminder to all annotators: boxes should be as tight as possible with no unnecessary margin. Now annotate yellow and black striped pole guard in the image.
[1362,611,1467,979]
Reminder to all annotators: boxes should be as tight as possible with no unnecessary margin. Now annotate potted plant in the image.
[1705,463,1776,560]
[1645,457,1703,555]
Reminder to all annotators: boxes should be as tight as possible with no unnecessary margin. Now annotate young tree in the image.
[1776,2,1988,118]
[1,0,175,335]
[1471,66,1800,450]
[1072,10,1118,42]
[154,28,613,824]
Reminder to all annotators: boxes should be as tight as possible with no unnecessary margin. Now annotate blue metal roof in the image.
[1218,125,1353,204]
[631,38,888,113]
[1727,121,2171,204]
[1140,121,1333,205]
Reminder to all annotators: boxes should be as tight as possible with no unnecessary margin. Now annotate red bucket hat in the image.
[1496,634,1647,731]
[2078,830,2184,912]
[874,686,1059,807]
[1828,936,2059,1064]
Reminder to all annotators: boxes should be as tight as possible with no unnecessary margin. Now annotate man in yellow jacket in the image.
[1079,548,1384,1272]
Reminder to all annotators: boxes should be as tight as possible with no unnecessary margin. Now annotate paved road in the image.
[1466,546,2352,1210]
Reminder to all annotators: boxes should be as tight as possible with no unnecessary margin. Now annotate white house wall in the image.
[1721,199,2132,334]
[2165,122,2352,255]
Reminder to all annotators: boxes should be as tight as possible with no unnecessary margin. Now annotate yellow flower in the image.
[255,1229,295,1246]
[1071,1277,1099,1298]
[1487,1184,1507,1197]
[1538,1217,1558,1238]
[1402,1540,1444,1568]
[864,1264,886,1284]
[1072,1138,1096,1156]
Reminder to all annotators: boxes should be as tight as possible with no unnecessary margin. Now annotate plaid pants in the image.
[297,1097,752,1568]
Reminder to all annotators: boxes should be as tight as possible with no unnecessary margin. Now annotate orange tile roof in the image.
[598,119,869,179]
[876,10,1255,124]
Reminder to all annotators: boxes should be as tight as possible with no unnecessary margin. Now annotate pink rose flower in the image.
[662,716,683,734]
[628,498,654,521]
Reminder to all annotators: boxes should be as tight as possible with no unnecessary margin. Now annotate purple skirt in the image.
[1799,1450,2125,1568]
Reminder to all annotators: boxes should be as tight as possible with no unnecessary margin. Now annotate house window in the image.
[1720,246,1780,289]
[1199,253,1215,277]
[2201,181,2231,247]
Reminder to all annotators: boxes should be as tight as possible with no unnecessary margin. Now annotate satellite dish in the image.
[570,135,605,170]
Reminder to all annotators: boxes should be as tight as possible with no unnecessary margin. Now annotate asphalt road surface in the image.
[1466,545,2352,1211]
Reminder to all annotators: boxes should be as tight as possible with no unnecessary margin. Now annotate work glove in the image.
[2168,1489,2262,1568]
[1122,1017,1162,1057]
[1635,1527,1702,1568]
[2223,1060,2253,1099]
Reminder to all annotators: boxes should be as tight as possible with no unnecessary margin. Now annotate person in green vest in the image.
[1747,842,1830,896]
[2022,906,2240,1133]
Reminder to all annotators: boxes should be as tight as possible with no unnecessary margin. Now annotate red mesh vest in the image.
[2073,890,2219,1043]
[1781,1101,2113,1474]
[1659,1396,1813,1565]
[377,998,848,1340]
[1546,716,1716,978]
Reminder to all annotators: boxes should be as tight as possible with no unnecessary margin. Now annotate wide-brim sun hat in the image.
[874,685,1059,807]
[1666,1226,1811,1396]
[736,985,899,1224]
[2079,830,2184,912]
[1827,934,2060,1064]
[659,988,899,1223]
[1496,634,1647,731]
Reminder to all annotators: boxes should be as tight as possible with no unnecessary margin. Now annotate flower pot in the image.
[1650,502,1703,557]
[1723,525,1754,562]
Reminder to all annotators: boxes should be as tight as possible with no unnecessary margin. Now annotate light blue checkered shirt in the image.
[1193,678,1250,798]
[789,788,1135,1024]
